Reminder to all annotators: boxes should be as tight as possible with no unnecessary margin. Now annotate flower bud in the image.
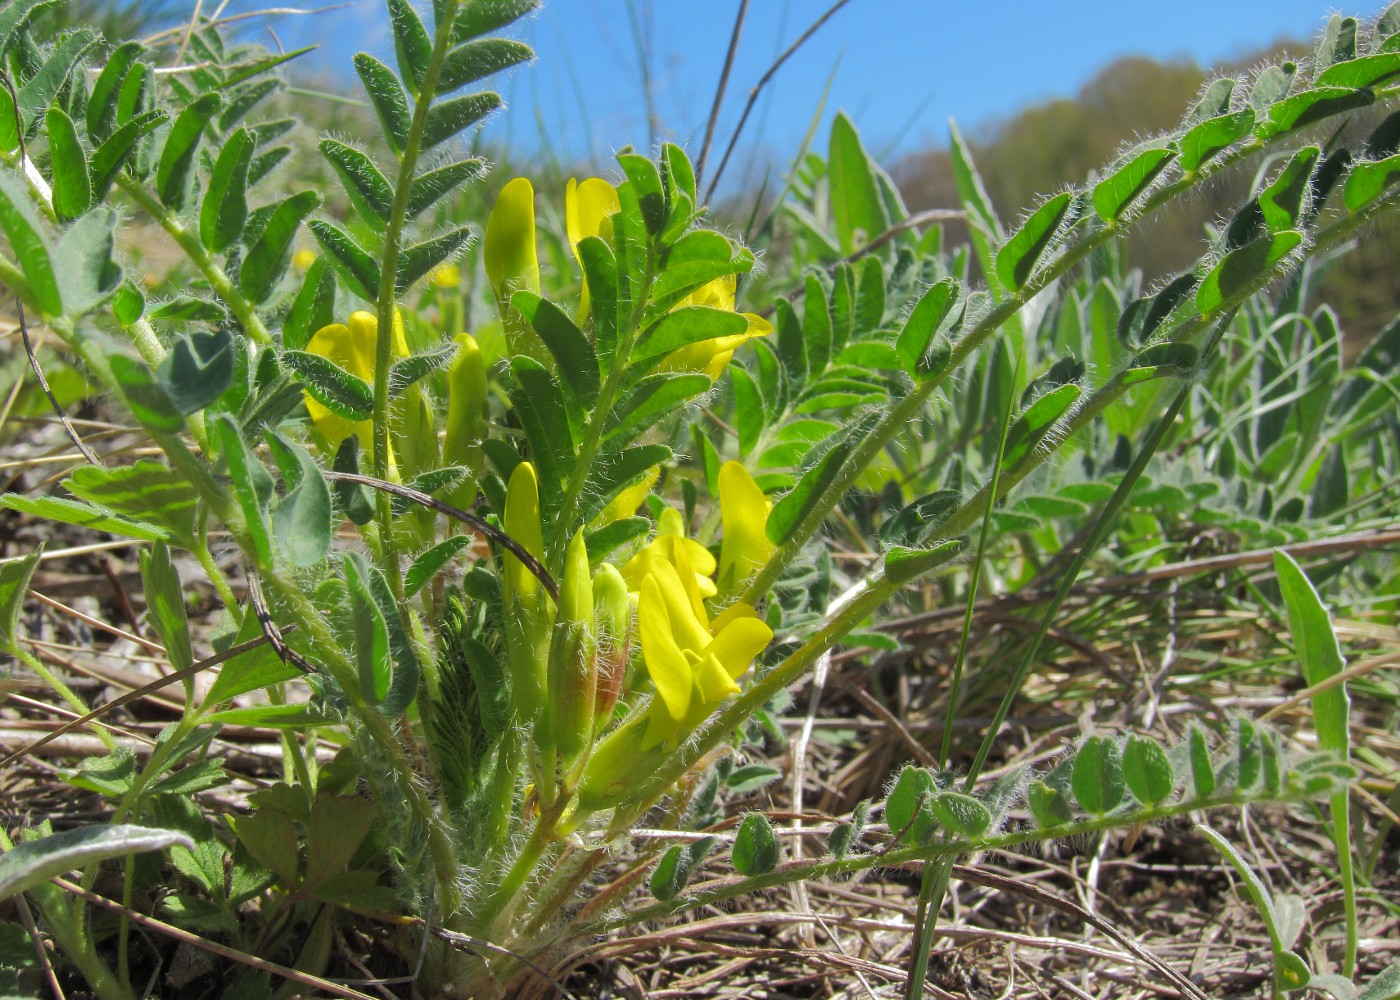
[544,530,596,761]
[484,178,544,362]
[591,562,631,722]
[502,462,549,717]
[442,333,487,509]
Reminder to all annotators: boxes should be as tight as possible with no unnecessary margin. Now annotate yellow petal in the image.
[638,574,693,722]
[648,559,712,654]
[717,461,775,593]
[503,462,545,604]
[484,177,540,300]
[701,613,772,682]
[565,177,619,253]
[693,653,741,704]
[291,248,317,272]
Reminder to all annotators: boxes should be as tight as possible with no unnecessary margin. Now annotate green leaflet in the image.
[265,431,333,568]
[422,92,502,150]
[0,547,42,654]
[994,192,1072,291]
[0,825,193,902]
[214,414,275,569]
[319,138,394,224]
[397,225,474,292]
[1343,153,1400,213]
[579,444,672,524]
[1092,146,1174,221]
[87,109,167,201]
[883,538,965,586]
[353,53,410,154]
[1122,734,1174,805]
[438,38,533,95]
[632,305,748,365]
[156,92,222,210]
[407,158,487,219]
[0,494,170,544]
[308,218,381,302]
[64,460,198,544]
[1255,87,1374,141]
[1071,735,1125,815]
[199,127,253,253]
[386,0,432,92]
[1178,109,1255,173]
[139,542,192,672]
[1196,231,1303,315]
[0,172,61,315]
[1273,552,1348,758]
[766,440,851,546]
[828,110,890,255]
[1259,146,1319,232]
[602,373,711,445]
[895,278,960,378]
[240,191,322,304]
[513,291,599,407]
[46,107,91,221]
[159,328,233,416]
[1001,383,1080,468]
[344,552,392,706]
[405,535,473,599]
[283,350,373,420]
[731,814,779,876]
[388,343,458,396]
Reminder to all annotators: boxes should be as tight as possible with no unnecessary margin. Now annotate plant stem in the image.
[116,176,270,346]
[549,248,658,568]
[371,0,466,598]
[14,647,117,750]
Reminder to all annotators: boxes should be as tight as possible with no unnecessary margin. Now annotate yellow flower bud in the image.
[544,530,596,761]
[442,333,487,508]
[592,562,631,723]
[502,461,550,716]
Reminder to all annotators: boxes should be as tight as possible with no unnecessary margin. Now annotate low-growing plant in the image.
[0,0,1396,996]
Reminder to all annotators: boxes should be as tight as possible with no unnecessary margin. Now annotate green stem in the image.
[260,572,465,916]
[476,796,569,936]
[193,541,241,620]
[371,0,467,597]
[13,647,116,750]
[550,248,658,568]
[116,176,270,346]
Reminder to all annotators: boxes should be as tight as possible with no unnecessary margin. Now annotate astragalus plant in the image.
[0,0,1395,996]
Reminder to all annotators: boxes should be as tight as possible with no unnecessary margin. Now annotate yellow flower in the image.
[484,177,540,302]
[565,177,620,318]
[661,274,773,380]
[291,248,317,272]
[636,556,772,749]
[620,507,717,599]
[716,461,774,595]
[303,310,409,454]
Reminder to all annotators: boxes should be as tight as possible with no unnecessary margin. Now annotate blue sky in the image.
[262,0,1391,177]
